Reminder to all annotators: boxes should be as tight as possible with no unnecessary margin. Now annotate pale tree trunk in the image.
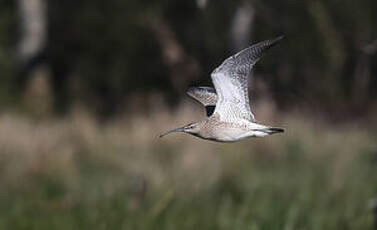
[17,0,53,117]
[230,2,255,52]
[18,0,47,63]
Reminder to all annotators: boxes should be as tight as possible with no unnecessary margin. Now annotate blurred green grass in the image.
[0,108,376,230]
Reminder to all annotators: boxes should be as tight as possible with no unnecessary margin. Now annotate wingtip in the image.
[270,35,285,45]
[276,35,285,40]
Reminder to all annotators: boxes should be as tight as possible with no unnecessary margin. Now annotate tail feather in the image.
[266,127,285,134]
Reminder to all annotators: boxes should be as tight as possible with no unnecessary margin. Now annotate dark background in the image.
[1,0,376,119]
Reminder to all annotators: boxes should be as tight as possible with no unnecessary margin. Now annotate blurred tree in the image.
[0,0,16,109]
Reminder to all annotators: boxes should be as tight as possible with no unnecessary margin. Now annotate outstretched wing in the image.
[211,36,284,122]
[187,87,217,116]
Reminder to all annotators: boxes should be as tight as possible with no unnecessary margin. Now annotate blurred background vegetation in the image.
[0,0,376,229]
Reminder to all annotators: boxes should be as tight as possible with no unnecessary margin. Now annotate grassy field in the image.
[0,106,376,230]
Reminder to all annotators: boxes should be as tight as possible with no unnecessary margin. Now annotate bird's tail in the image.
[266,127,285,134]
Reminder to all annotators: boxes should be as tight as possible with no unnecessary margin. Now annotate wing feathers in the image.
[186,87,218,117]
[187,87,217,106]
[211,36,284,122]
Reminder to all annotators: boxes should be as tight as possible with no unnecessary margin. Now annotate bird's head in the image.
[159,122,201,138]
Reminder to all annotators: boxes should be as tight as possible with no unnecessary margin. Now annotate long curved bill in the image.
[159,127,185,138]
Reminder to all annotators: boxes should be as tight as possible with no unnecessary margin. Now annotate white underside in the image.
[211,121,270,142]
[214,129,269,142]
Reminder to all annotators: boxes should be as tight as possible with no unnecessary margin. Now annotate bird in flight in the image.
[160,36,285,142]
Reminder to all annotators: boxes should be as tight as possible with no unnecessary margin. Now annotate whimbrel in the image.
[160,36,285,142]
